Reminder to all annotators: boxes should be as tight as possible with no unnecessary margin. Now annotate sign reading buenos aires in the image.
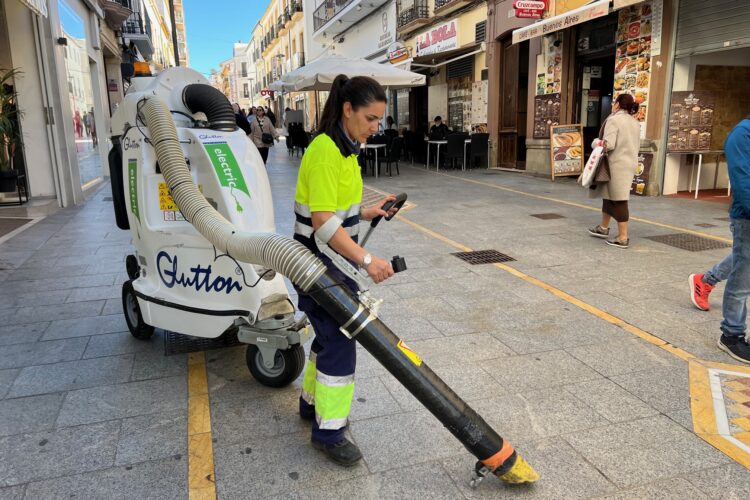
[415,19,459,57]
[512,0,609,44]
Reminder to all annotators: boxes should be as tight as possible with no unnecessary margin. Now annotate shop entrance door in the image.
[498,38,528,169]
[574,55,615,157]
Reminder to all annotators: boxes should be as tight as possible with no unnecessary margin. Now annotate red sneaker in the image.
[689,273,714,311]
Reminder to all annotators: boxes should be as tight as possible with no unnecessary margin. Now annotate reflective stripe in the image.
[316,371,355,387]
[294,202,360,221]
[316,415,349,430]
[314,380,354,424]
[301,390,315,405]
[295,201,311,217]
[301,357,317,404]
[294,221,314,238]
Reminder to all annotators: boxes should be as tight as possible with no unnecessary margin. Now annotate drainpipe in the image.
[168,0,179,66]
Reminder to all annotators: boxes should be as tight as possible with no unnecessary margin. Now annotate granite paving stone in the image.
[610,365,691,414]
[8,300,104,325]
[0,323,49,346]
[349,376,403,422]
[65,285,122,303]
[0,291,70,310]
[0,420,119,487]
[8,355,134,398]
[565,338,683,377]
[0,394,63,438]
[562,378,659,424]
[115,409,187,466]
[83,331,159,359]
[22,457,185,500]
[213,432,370,499]
[594,477,709,500]
[41,314,128,340]
[56,376,186,427]
[10,273,118,294]
[0,370,18,400]
[685,463,750,499]
[563,416,730,488]
[0,337,88,370]
[130,350,188,381]
[0,485,25,500]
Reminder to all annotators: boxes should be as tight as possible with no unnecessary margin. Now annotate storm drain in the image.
[452,249,516,265]
[695,223,717,228]
[645,233,730,252]
[530,213,565,220]
[164,329,242,356]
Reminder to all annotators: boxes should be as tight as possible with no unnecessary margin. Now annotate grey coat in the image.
[589,111,640,201]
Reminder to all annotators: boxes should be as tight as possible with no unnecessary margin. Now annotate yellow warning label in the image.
[397,340,422,367]
[158,182,201,211]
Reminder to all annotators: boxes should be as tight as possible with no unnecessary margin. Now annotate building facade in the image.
[173,0,188,67]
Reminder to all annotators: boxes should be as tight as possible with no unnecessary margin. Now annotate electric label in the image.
[128,159,140,223]
[397,340,423,367]
[204,143,251,203]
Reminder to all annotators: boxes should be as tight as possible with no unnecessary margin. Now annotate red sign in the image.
[514,0,546,9]
[515,9,543,18]
[260,89,274,98]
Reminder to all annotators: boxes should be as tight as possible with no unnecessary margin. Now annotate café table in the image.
[426,139,448,172]
[360,143,386,178]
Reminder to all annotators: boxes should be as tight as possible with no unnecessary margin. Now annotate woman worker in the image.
[294,75,398,466]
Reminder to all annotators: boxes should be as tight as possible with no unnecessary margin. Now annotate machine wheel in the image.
[125,254,140,280]
[122,281,154,340]
[246,344,305,388]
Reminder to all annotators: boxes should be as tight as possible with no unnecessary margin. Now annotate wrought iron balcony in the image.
[434,0,471,15]
[313,0,354,32]
[122,11,145,35]
[397,1,430,32]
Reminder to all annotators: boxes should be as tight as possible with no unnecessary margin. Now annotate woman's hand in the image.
[361,195,398,221]
[365,256,394,284]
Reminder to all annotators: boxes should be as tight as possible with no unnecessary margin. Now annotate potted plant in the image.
[0,68,24,193]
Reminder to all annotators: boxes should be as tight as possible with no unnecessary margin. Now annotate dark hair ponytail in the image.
[616,93,639,115]
[318,74,387,156]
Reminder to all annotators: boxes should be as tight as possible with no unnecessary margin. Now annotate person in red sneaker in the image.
[690,253,731,311]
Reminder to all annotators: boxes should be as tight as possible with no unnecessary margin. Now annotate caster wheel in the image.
[122,280,154,340]
[246,344,305,388]
[125,254,139,280]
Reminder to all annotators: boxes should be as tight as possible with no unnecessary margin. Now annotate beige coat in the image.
[249,116,279,149]
[589,111,640,201]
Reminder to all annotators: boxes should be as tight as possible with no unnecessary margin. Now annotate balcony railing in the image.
[313,0,354,32]
[434,0,455,9]
[122,11,145,35]
[397,1,429,29]
[277,16,285,32]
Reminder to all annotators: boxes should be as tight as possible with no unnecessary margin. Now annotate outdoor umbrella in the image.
[271,54,425,92]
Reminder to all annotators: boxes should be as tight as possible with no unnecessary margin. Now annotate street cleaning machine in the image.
[108,67,539,487]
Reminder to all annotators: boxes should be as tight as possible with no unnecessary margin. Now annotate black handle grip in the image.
[391,256,407,273]
[370,193,408,228]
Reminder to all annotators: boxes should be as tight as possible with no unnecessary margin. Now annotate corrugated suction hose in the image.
[141,95,327,292]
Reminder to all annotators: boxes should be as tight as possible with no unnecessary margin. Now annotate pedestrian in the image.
[83,110,91,137]
[266,106,277,127]
[73,110,82,138]
[386,115,396,130]
[89,109,97,147]
[249,106,278,164]
[690,115,750,363]
[282,107,291,129]
[294,74,398,466]
[587,93,641,248]
[232,103,251,135]
[429,115,448,139]
[247,106,257,126]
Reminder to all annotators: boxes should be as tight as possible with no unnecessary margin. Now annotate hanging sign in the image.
[514,0,546,19]
[415,19,459,57]
[260,89,274,98]
[20,0,48,17]
[387,42,411,64]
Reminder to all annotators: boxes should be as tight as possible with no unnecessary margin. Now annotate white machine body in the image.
[112,68,292,338]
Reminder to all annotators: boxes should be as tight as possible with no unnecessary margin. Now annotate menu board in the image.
[631,152,653,195]
[533,94,561,139]
[550,124,584,179]
[614,2,654,136]
[667,91,716,152]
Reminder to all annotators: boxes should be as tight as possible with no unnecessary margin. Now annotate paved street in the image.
[1,144,749,499]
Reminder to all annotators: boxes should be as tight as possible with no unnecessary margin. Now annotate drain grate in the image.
[530,213,565,220]
[695,223,717,228]
[164,330,242,356]
[645,233,730,252]
[452,249,516,265]
[103,197,113,201]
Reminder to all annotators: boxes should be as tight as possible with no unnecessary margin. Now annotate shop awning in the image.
[512,0,610,44]
[19,0,48,17]
[411,44,482,68]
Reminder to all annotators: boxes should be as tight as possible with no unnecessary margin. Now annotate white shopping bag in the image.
[581,145,605,188]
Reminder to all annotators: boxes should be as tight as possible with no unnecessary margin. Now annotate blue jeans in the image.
[704,253,732,286]
[721,219,750,338]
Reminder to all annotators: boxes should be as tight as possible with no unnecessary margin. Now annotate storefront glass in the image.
[396,88,409,130]
[58,0,100,187]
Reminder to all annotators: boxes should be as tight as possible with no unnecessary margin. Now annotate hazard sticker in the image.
[159,183,200,220]
[397,340,422,367]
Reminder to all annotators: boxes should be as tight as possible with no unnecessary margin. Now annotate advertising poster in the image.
[631,153,653,195]
[533,93,561,139]
[667,92,716,152]
[614,2,654,137]
[550,124,584,179]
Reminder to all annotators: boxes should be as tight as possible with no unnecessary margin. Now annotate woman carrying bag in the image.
[587,93,641,249]
[250,106,279,164]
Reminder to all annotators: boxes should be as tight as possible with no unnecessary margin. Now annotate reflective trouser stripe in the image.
[314,377,355,429]
[301,354,317,405]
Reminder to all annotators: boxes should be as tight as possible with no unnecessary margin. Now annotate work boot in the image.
[689,273,714,311]
[311,437,362,466]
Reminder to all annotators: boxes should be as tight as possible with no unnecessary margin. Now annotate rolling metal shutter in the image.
[447,56,474,79]
[676,0,750,57]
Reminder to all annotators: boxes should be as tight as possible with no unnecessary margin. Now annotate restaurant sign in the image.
[416,19,459,57]
[512,0,609,44]
[387,42,411,64]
